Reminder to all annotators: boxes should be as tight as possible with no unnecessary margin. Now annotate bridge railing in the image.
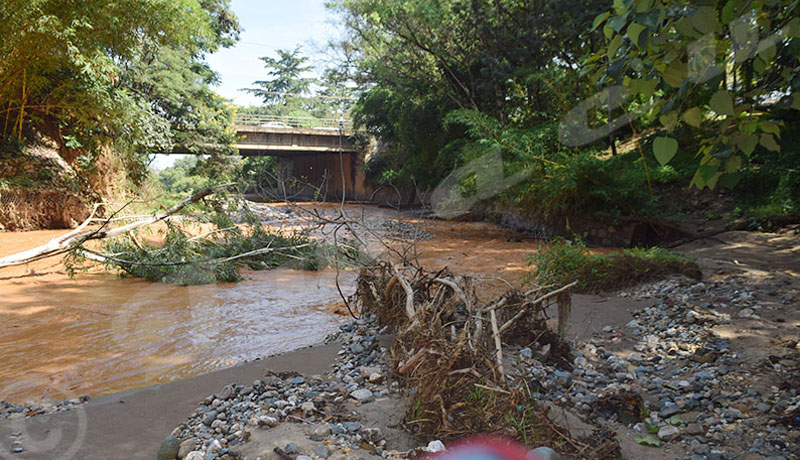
[234,114,353,131]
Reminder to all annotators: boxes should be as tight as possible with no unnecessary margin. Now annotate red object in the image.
[424,437,540,460]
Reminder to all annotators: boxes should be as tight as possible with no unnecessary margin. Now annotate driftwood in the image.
[0,184,234,269]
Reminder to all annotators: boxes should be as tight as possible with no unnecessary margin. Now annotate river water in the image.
[0,204,540,402]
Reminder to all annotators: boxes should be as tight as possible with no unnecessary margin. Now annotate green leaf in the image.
[707,172,722,189]
[604,25,615,40]
[734,133,758,155]
[593,12,611,30]
[682,107,703,127]
[793,94,800,110]
[709,90,734,116]
[608,35,623,59]
[629,78,658,98]
[691,169,706,189]
[635,434,661,447]
[726,156,742,173]
[668,414,683,426]
[607,15,628,32]
[676,17,701,39]
[645,420,659,434]
[719,172,742,189]
[659,112,678,131]
[760,133,780,152]
[613,0,627,15]
[653,136,678,165]
[760,121,780,136]
[627,23,647,48]
[690,6,720,34]
[758,42,776,64]
[662,61,687,87]
[721,0,738,24]
[699,163,720,182]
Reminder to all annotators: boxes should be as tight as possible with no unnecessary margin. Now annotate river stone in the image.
[202,411,218,426]
[184,453,204,460]
[528,447,559,460]
[178,438,196,459]
[658,425,680,441]
[284,443,300,455]
[313,445,331,458]
[359,366,381,379]
[156,435,180,460]
[350,389,373,401]
[296,456,313,460]
[425,440,446,453]
[219,384,235,400]
[301,401,316,415]
[310,424,332,441]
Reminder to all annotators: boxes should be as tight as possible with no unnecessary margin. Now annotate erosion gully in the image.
[0,203,540,402]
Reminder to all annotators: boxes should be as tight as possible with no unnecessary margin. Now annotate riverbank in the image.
[1,218,798,459]
[159,228,799,460]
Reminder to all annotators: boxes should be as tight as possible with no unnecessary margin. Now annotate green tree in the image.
[328,0,607,187]
[0,0,240,187]
[587,0,799,189]
[244,47,315,112]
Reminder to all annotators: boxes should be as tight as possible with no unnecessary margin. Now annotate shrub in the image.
[527,237,700,293]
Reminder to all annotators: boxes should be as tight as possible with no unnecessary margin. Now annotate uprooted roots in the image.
[356,262,620,458]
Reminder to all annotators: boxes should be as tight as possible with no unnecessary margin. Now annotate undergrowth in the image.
[527,237,701,293]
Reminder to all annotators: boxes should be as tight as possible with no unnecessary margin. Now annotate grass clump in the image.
[527,237,701,293]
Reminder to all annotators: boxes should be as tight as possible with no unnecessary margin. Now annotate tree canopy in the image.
[0,0,240,185]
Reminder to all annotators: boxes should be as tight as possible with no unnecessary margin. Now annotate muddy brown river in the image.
[0,204,539,402]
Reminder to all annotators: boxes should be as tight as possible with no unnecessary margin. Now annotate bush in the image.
[527,237,701,293]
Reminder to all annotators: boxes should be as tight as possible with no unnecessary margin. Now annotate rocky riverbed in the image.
[514,275,799,460]
[164,315,409,460]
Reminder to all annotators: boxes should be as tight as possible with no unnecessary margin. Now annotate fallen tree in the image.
[0,184,235,269]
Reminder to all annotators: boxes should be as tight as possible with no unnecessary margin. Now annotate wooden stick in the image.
[390,263,416,320]
[489,307,506,383]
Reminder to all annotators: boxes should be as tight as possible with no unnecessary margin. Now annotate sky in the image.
[205,0,340,106]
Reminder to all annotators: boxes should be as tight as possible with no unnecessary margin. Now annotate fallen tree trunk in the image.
[0,184,233,269]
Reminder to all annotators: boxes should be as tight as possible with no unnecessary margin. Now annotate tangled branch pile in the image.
[356,262,618,456]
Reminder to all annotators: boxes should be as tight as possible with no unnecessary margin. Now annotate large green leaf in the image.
[719,172,742,189]
[760,133,781,151]
[721,0,739,24]
[659,112,678,131]
[608,35,623,59]
[627,23,648,48]
[709,90,734,116]
[734,133,758,155]
[628,78,658,98]
[653,136,678,165]
[662,61,687,87]
[690,6,720,34]
[682,107,703,127]
[593,12,611,30]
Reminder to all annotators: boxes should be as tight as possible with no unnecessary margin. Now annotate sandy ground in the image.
[0,343,342,460]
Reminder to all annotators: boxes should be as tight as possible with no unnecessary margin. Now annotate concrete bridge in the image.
[234,115,366,200]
